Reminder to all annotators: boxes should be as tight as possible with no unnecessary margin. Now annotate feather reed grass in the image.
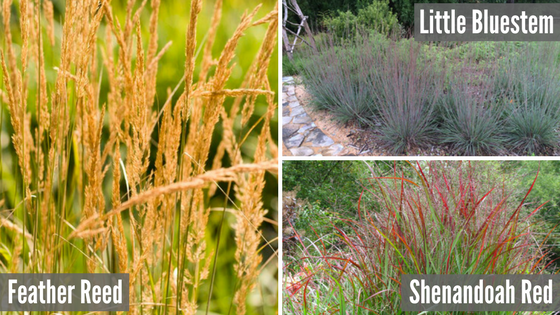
[0,0,278,314]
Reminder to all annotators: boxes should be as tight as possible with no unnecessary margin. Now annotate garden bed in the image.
[292,78,453,156]
[293,78,560,156]
[286,36,560,156]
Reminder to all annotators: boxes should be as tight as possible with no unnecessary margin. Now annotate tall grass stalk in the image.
[0,0,278,314]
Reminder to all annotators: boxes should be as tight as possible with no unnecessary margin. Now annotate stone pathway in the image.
[282,77,346,156]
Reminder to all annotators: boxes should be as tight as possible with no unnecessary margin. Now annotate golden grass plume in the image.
[0,0,278,313]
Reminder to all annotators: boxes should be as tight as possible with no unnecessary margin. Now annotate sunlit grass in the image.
[0,0,279,314]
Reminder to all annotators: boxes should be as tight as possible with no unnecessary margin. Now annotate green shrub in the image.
[356,0,400,36]
[323,10,358,38]
[323,0,399,38]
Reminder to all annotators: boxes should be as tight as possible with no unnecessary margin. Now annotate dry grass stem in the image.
[0,0,278,313]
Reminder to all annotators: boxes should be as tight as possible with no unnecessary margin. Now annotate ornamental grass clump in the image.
[295,33,560,155]
[283,161,556,314]
[296,35,377,125]
[0,0,278,314]
[439,79,504,156]
[297,34,445,150]
[366,41,445,154]
[495,43,560,155]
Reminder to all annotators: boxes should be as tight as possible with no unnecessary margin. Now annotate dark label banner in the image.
[401,274,560,312]
[414,4,560,41]
[0,273,129,311]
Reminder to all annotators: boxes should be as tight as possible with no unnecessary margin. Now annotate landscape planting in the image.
[284,0,560,155]
[282,161,560,314]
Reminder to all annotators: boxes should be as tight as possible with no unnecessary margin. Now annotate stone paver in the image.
[283,125,299,140]
[289,147,314,156]
[307,129,335,147]
[282,77,351,156]
[323,144,344,155]
[285,134,305,148]
[299,123,315,133]
[292,113,312,124]
[290,106,305,116]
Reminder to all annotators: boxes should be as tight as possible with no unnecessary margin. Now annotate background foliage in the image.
[292,0,560,31]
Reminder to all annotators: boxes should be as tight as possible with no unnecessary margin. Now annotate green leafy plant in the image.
[323,0,400,38]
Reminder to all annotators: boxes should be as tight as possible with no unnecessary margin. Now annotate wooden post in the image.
[288,0,317,51]
[282,28,293,61]
[282,0,317,60]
